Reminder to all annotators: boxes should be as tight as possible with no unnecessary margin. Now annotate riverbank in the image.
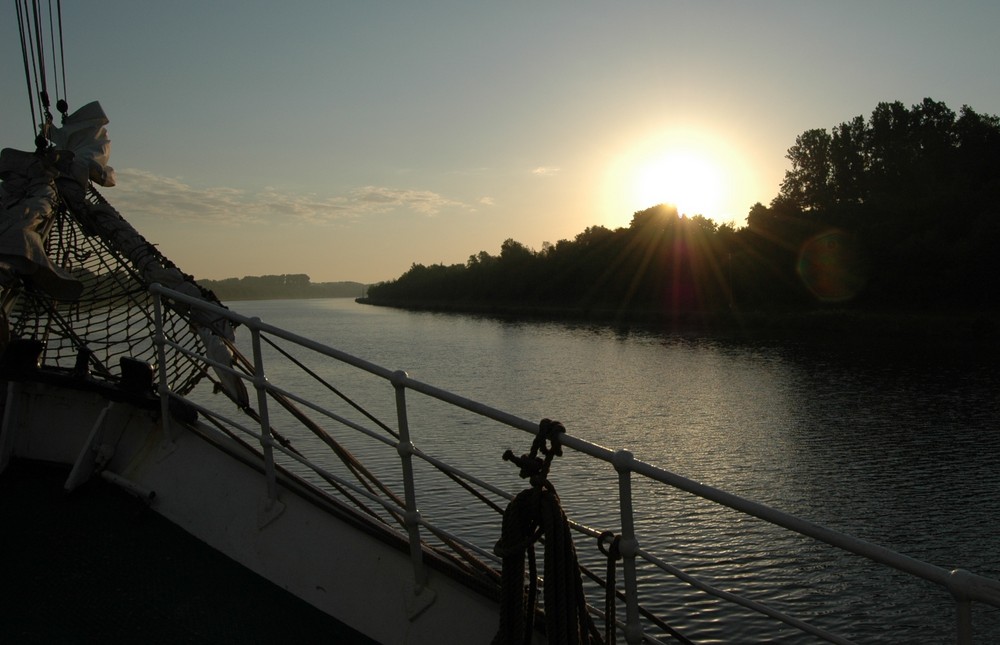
[356,297,999,347]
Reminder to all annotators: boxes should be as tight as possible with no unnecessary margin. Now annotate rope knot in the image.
[503,419,566,487]
[502,449,546,481]
[597,531,622,562]
[534,417,565,458]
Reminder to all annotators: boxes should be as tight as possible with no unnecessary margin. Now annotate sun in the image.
[631,149,725,219]
[602,128,751,228]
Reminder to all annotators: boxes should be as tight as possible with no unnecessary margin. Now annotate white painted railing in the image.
[151,284,1000,644]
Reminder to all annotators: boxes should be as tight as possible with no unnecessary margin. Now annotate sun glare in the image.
[631,149,724,219]
[603,128,751,228]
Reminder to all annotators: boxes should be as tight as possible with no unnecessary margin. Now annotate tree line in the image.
[365,98,1000,319]
[199,274,365,301]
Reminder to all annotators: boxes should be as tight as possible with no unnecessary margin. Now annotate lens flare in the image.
[797,230,867,302]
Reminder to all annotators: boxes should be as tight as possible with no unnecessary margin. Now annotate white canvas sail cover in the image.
[0,148,83,299]
[0,101,120,300]
[47,101,117,189]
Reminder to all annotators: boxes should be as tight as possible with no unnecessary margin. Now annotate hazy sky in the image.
[3,1,999,283]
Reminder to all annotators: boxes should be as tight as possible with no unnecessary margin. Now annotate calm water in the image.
[223,298,999,643]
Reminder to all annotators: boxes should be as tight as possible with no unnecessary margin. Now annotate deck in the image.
[0,459,378,644]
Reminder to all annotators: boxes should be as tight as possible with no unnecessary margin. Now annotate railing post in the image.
[613,449,644,644]
[249,319,279,512]
[949,569,974,645]
[151,287,173,444]
[955,599,972,645]
[392,370,433,614]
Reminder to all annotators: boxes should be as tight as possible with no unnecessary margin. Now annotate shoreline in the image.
[355,297,1000,347]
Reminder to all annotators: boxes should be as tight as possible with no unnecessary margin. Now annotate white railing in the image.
[150,284,1000,644]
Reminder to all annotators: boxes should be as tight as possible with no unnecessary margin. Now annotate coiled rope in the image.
[493,419,602,645]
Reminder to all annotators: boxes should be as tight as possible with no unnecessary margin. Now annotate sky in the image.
[2,1,999,284]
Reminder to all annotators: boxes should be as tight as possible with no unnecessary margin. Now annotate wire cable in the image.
[56,0,68,117]
[15,0,39,135]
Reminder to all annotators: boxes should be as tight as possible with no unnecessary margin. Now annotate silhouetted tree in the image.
[830,115,867,204]
[781,128,834,211]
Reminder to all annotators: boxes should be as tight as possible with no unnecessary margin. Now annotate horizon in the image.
[3,2,999,284]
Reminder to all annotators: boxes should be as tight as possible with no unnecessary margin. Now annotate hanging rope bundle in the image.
[598,531,622,644]
[493,419,602,645]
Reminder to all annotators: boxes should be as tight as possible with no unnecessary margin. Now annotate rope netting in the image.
[4,187,219,396]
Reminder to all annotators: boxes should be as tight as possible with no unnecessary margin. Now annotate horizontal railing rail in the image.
[151,284,1000,645]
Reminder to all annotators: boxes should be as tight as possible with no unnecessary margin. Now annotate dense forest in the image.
[364,99,1000,325]
[198,274,365,301]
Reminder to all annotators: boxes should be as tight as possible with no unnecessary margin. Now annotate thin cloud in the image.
[109,169,470,224]
[351,186,465,215]
[531,166,560,177]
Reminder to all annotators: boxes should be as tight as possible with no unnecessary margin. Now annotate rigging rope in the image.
[46,0,68,120]
[14,0,38,137]
[57,1,67,116]
[30,0,51,145]
[14,0,68,145]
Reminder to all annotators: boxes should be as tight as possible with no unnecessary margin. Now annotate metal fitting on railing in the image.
[612,448,634,472]
[404,509,422,528]
[617,536,640,559]
[396,440,415,458]
[948,568,974,600]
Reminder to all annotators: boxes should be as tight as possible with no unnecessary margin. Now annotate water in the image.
[220,298,1000,643]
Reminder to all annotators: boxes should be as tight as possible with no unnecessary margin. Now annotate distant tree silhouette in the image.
[199,275,365,301]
